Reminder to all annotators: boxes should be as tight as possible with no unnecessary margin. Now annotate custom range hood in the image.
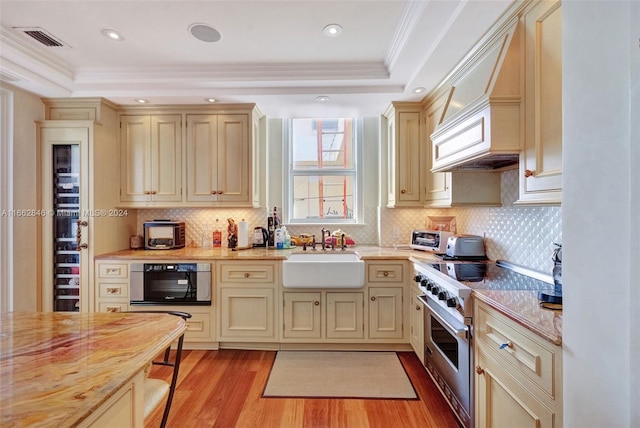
[431,18,521,172]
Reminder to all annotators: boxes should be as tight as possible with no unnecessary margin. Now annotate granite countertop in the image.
[0,312,187,427]
[94,245,429,261]
[473,290,563,346]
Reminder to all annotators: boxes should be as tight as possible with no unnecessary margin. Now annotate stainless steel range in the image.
[412,258,554,428]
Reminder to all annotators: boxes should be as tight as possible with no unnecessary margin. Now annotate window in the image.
[285,118,362,224]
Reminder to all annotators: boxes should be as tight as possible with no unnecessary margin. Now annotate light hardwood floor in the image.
[145,349,461,428]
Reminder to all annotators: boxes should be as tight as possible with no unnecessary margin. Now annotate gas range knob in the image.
[431,286,439,295]
[446,297,458,308]
[420,279,429,288]
[438,290,448,301]
[414,274,424,283]
[426,281,433,291]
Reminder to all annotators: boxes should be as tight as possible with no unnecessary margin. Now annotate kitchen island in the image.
[0,311,186,427]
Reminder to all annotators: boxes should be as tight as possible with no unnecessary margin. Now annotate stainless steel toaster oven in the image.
[410,230,453,254]
[143,220,186,249]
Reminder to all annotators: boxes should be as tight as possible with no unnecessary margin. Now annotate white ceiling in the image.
[0,0,514,117]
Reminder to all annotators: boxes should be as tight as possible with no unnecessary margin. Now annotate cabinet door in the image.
[217,114,250,203]
[368,287,403,339]
[326,292,364,339]
[120,115,150,202]
[186,114,250,204]
[120,115,182,203]
[283,292,322,339]
[219,287,275,341]
[476,347,556,428]
[150,115,182,202]
[396,111,422,204]
[519,1,563,204]
[409,286,424,364]
[424,94,453,207]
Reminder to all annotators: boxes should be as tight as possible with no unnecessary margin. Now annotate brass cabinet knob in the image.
[383,271,389,277]
[400,189,406,194]
[314,301,320,306]
[211,191,216,195]
[524,169,535,177]
[244,273,250,278]
[106,288,119,294]
[144,191,151,195]
[217,190,224,194]
[415,305,421,311]
[475,366,485,375]
[371,296,376,301]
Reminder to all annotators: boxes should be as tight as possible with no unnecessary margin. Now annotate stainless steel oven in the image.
[418,292,471,428]
[130,263,211,305]
[412,258,555,428]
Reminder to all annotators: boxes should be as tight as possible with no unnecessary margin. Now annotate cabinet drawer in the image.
[98,263,128,279]
[184,312,212,341]
[98,301,128,313]
[367,263,404,283]
[475,301,558,398]
[98,282,129,298]
[218,262,276,284]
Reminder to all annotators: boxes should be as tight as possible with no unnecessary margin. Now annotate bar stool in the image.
[129,310,191,428]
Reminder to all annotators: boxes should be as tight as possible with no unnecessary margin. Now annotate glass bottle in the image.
[201,224,213,248]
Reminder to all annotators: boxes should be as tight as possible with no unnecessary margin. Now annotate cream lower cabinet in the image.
[282,291,364,341]
[78,370,145,428]
[517,0,563,205]
[409,282,424,364]
[95,261,129,314]
[94,260,215,346]
[365,261,407,342]
[217,261,278,342]
[474,299,562,428]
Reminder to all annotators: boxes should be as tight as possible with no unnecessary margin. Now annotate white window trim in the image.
[283,118,363,225]
[0,88,14,313]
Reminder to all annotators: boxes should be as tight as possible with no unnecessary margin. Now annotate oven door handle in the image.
[417,295,468,339]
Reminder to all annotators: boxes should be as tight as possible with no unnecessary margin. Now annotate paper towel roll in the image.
[238,220,249,248]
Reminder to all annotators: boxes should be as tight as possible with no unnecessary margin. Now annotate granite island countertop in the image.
[0,312,186,427]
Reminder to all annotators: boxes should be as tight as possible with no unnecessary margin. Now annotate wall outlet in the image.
[392,227,400,240]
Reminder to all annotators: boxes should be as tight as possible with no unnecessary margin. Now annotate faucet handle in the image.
[341,234,346,251]
[311,235,316,251]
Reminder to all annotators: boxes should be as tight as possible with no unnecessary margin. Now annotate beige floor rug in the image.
[263,351,417,399]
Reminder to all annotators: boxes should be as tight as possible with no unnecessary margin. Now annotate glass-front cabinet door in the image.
[40,123,91,312]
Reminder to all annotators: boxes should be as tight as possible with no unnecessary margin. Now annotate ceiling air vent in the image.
[14,27,69,47]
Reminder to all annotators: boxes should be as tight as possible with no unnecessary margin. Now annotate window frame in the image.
[283,118,363,225]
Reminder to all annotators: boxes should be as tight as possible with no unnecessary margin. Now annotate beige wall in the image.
[6,84,45,310]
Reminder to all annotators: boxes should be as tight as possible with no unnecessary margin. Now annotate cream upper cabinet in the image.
[517,0,563,205]
[474,299,562,428]
[186,114,251,205]
[385,102,424,207]
[423,92,452,207]
[119,115,183,205]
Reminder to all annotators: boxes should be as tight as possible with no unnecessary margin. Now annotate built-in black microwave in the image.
[130,263,211,305]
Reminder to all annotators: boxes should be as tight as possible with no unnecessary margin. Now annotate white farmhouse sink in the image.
[282,252,365,288]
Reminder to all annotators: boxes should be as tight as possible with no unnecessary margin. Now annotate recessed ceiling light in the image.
[189,23,222,43]
[101,29,124,41]
[316,96,330,102]
[205,98,217,103]
[135,99,149,104]
[413,87,426,94]
[323,24,342,37]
